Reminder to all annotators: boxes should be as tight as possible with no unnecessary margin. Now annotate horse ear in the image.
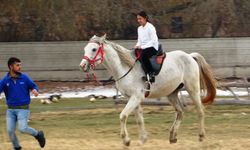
[102,34,107,39]
[90,35,97,40]
[92,35,97,39]
[100,34,107,43]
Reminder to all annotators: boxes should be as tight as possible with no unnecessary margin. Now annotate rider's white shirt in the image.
[136,22,159,50]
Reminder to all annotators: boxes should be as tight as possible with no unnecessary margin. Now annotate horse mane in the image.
[104,40,135,67]
[90,36,135,67]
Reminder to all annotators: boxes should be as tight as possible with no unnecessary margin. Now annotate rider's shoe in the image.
[149,73,155,83]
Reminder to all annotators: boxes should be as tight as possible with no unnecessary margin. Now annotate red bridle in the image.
[82,41,104,69]
[82,40,138,84]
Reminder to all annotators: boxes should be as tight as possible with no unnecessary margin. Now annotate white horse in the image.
[79,35,217,146]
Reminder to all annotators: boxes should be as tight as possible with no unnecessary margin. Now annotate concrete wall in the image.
[0,38,250,81]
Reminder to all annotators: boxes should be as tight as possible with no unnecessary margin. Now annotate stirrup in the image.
[143,80,151,92]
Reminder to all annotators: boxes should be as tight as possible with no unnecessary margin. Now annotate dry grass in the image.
[1,99,250,150]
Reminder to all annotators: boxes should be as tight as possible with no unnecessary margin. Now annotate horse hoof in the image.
[170,138,177,144]
[123,139,131,146]
[139,137,147,145]
[199,134,205,142]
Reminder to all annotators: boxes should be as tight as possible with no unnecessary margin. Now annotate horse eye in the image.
[92,48,97,52]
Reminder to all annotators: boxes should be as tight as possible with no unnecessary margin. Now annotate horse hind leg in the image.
[167,90,184,144]
[186,84,205,142]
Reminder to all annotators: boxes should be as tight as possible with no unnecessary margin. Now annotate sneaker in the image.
[14,147,22,150]
[35,131,46,148]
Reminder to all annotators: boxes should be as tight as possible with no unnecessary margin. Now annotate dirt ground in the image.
[1,99,250,150]
[2,138,250,150]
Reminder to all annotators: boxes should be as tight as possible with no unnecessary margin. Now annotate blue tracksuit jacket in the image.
[0,72,39,106]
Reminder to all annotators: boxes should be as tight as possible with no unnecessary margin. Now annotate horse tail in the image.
[190,53,217,105]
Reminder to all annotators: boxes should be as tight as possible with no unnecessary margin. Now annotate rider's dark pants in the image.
[140,47,158,75]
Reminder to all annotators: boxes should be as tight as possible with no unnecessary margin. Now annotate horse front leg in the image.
[134,105,147,145]
[120,95,141,146]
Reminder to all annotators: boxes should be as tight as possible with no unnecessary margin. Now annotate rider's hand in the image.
[134,45,141,49]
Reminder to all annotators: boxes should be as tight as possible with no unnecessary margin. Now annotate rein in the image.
[112,48,141,82]
[113,58,138,82]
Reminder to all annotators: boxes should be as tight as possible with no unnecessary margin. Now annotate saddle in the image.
[135,44,166,76]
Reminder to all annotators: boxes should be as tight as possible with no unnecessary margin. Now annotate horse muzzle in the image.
[79,60,90,72]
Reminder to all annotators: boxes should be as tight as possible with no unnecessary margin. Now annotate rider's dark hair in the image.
[7,57,21,69]
[137,11,150,22]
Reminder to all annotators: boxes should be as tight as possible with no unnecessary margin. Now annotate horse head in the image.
[79,34,106,72]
